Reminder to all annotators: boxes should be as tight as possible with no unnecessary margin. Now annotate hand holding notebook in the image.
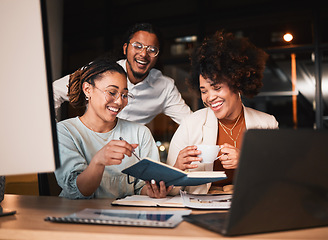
[121,157,226,187]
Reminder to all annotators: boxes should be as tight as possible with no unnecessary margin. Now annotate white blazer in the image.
[167,105,279,194]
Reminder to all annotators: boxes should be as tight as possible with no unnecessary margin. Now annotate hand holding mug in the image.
[218,143,240,169]
[196,145,221,164]
[174,145,202,171]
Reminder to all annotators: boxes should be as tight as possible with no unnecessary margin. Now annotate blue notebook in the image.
[122,158,226,186]
[45,208,191,228]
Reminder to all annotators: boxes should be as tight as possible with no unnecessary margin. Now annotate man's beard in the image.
[127,59,148,80]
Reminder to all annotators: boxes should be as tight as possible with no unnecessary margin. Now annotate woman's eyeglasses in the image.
[93,86,134,102]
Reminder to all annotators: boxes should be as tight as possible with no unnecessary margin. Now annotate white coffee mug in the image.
[196,145,221,163]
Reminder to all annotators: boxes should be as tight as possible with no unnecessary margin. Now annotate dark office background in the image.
[46,0,328,146]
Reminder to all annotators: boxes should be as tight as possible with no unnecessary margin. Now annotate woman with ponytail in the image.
[55,57,172,199]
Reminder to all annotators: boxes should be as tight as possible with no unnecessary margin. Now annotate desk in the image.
[0,194,327,240]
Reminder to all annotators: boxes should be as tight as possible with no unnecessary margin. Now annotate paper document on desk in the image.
[180,191,231,209]
[112,195,184,208]
[112,191,232,209]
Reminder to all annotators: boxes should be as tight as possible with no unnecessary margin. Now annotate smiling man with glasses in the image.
[53,23,192,125]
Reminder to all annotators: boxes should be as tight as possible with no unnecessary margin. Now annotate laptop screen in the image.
[184,129,328,236]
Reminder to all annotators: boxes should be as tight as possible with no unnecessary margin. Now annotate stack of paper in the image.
[112,191,232,209]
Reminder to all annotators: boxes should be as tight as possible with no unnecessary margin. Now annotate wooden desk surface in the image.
[0,194,327,240]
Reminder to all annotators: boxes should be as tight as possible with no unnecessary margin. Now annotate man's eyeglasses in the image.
[93,86,134,102]
[130,42,159,57]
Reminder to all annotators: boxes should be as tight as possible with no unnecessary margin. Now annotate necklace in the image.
[219,118,244,147]
[219,111,242,136]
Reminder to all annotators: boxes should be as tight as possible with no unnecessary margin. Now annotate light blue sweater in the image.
[55,117,159,199]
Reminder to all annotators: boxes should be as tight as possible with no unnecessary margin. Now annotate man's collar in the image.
[118,59,154,87]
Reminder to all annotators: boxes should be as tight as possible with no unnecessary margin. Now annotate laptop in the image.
[183,129,328,236]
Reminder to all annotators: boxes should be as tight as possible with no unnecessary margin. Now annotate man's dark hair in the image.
[123,23,162,47]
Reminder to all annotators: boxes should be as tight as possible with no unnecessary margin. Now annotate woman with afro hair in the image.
[167,31,278,194]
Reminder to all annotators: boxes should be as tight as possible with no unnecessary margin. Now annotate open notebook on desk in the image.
[112,195,184,208]
[112,191,232,209]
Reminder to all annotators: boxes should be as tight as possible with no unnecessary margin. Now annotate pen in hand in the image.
[119,137,141,161]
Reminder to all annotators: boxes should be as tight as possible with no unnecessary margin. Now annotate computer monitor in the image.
[0,0,59,178]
